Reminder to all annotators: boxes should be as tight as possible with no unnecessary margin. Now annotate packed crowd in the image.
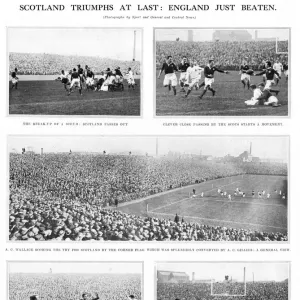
[9,273,141,300]
[156,41,288,70]
[9,53,141,75]
[157,281,288,300]
[9,153,288,241]
[237,162,287,176]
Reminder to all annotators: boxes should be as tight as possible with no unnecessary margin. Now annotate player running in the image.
[254,61,280,95]
[68,68,82,96]
[184,61,204,98]
[240,60,252,89]
[158,55,178,96]
[10,68,19,89]
[198,59,229,100]
[178,56,190,92]
[273,59,283,85]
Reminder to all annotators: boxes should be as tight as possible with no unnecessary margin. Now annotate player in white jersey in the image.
[126,67,135,89]
[184,61,204,98]
[273,59,283,85]
[245,84,263,106]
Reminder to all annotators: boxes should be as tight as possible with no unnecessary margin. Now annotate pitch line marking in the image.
[148,212,287,231]
[9,96,139,107]
[149,179,242,213]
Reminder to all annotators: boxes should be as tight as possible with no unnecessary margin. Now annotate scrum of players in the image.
[158,55,288,107]
[191,187,286,201]
[57,64,137,96]
[10,64,136,95]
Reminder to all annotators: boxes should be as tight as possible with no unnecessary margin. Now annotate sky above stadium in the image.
[156,29,289,42]
[9,262,142,274]
[8,28,142,61]
[8,136,289,161]
[157,262,289,282]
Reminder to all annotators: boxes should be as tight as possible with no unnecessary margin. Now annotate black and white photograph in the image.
[155,28,289,116]
[8,28,142,116]
[9,136,288,242]
[156,262,289,300]
[8,261,142,300]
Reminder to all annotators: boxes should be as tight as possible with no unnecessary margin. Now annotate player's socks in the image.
[199,89,207,99]
[199,82,205,89]
[241,80,245,88]
[208,87,216,96]
[168,84,171,91]
[247,81,250,89]
[185,89,192,98]
[173,86,176,95]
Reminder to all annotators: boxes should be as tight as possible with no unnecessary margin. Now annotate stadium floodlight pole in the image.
[244,267,247,296]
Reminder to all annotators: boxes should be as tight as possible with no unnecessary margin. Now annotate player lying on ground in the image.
[245,83,280,107]
[158,55,178,96]
[198,59,229,99]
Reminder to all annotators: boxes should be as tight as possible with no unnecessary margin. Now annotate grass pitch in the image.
[156,71,288,116]
[9,79,140,115]
[117,174,288,234]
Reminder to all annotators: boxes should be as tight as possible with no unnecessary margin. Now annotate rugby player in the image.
[11,68,19,89]
[60,70,69,91]
[158,55,178,96]
[283,62,288,81]
[184,61,204,98]
[198,59,229,100]
[85,67,95,90]
[126,67,135,89]
[68,68,82,96]
[178,56,190,92]
[115,66,123,84]
[254,61,280,95]
[240,60,251,89]
[273,59,283,85]
[244,84,262,106]
[78,64,85,89]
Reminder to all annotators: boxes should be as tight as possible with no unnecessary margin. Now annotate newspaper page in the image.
[1,0,299,300]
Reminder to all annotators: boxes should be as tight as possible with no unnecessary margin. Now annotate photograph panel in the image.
[8,261,143,300]
[155,28,289,117]
[8,27,142,116]
[156,262,289,300]
[9,136,288,242]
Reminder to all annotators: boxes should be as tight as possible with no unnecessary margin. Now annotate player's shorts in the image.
[11,78,18,84]
[241,73,251,81]
[163,73,177,87]
[86,77,94,86]
[70,78,81,88]
[264,96,278,106]
[264,80,275,90]
[127,77,135,85]
[61,78,68,84]
[284,70,289,77]
[179,72,187,82]
[188,78,199,89]
[204,77,214,87]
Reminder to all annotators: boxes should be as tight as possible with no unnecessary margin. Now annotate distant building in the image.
[213,30,252,41]
[157,271,189,283]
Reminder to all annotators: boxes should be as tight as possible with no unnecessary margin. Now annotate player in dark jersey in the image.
[240,60,251,89]
[68,68,82,96]
[283,62,288,81]
[256,83,280,106]
[77,64,85,89]
[178,56,190,92]
[198,59,229,99]
[85,68,95,90]
[11,68,19,89]
[254,61,280,95]
[158,55,178,95]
